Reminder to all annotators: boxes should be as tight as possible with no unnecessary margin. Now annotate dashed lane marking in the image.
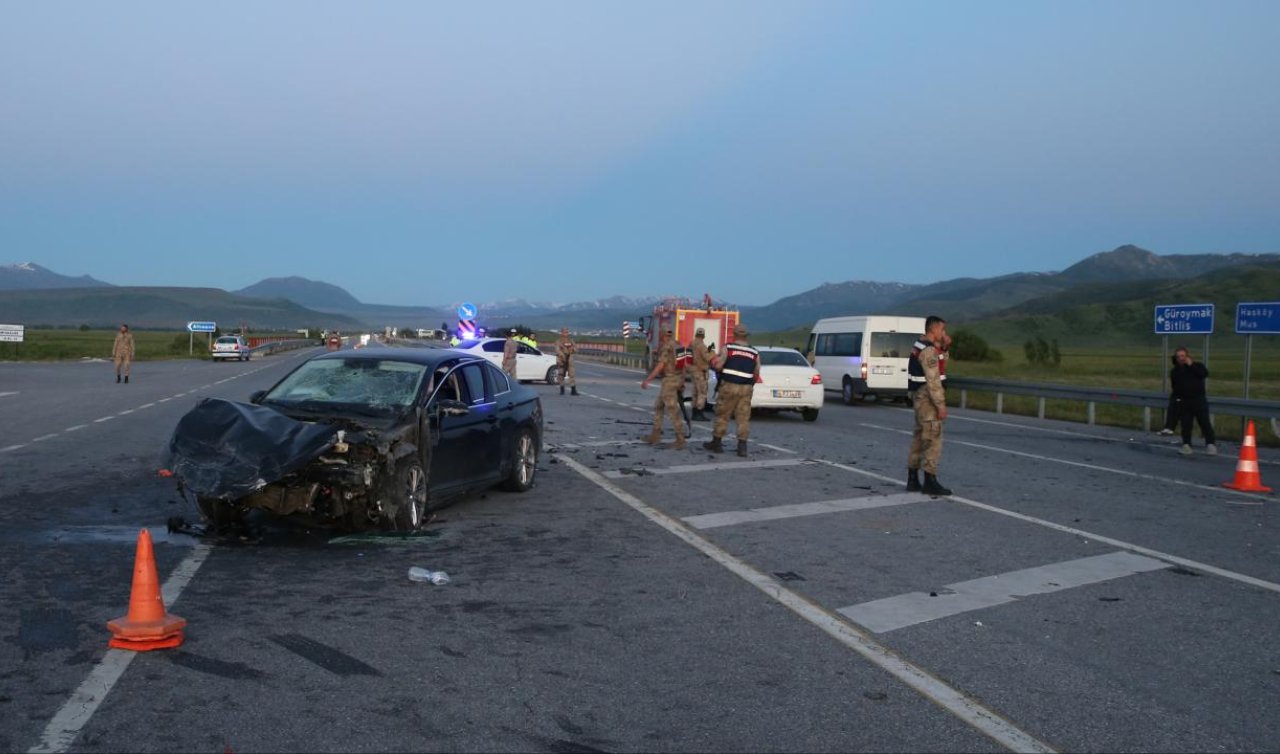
[137,403,154,409]
[684,492,933,530]
[859,422,1269,504]
[31,434,59,443]
[28,543,214,754]
[92,416,113,423]
[64,425,87,432]
[116,409,134,416]
[557,453,1056,754]
[839,551,1169,634]
[0,391,18,398]
[601,458,812,479]
[812,459,1280,596]
[2,444,26,453]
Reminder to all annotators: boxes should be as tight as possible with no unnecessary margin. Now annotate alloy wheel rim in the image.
[517,435,535,485]
[406,466,426,527]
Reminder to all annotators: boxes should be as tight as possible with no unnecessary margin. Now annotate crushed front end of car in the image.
[166,398,419,532]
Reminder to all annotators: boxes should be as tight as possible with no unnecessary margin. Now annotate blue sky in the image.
[2,1,1277,307]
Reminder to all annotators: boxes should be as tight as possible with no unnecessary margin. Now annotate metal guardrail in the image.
[577,347,647,370]
[248,338,318,356]
[946,376,1280,435]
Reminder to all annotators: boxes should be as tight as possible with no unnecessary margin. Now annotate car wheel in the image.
[545,365,561,385]
[386,461,428,531]
[802,408,819,422]
[502,428,538,492]
[842,378,856,405]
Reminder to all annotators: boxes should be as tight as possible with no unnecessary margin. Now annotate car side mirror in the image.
[437,398,470,417]
[249,390,266,404]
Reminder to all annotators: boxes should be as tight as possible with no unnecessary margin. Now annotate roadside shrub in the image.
[1024,336,1060,367]
[950,328,1003,362]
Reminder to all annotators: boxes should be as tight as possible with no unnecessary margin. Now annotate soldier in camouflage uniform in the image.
[556,328,577,396]
[640,327,686,449]
[907,315,952,496]
[690,327,711,421]
[703,324,759,457]
[502,329,519,378]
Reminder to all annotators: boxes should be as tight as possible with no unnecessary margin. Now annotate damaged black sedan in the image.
[166,347,543,532]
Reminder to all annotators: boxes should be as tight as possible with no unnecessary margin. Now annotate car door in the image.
[516,343,543,380]
[424,365,483,492]
[457,362,503,484]
[480,340,506,371]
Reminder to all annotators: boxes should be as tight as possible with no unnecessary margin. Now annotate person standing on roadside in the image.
[641,327,686,449]
[690,327,711,421]
[502,329,519,379]
[112,324,135,384]
[703,324,759,457]
[1170,346,1217,456]
[556,327,578,396]
[907,316,951,495]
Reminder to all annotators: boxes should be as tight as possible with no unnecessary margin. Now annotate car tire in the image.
[385,461,428,531]
[502,428,538,492]
[545,365,561,385]
[842,378,857,405]
[802,408,819,422]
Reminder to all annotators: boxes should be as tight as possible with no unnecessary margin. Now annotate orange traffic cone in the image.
[1223,421,1272,493]
[106,529,186,651]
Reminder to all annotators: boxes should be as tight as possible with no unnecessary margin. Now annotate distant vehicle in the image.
[211,335,251,362]
[638,294,739,370]
[165,347,543,533]
[453,337,560,384]
[326,333,342,351]
[751,346,823,421]
[806,315,925,404]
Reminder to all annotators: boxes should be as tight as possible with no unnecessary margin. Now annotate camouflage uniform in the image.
[502,335,518,378]
[908,340,946,475]
[647,339,685,447]
[112,328,135,381]
[691,333,711,413]
[705,327,759,456]
[556,335,576,389]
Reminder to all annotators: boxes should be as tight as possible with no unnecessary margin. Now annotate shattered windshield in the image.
[264,358,428,412]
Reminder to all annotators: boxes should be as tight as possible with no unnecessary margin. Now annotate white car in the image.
[453,338,560,383]
[211,335,251,362]
[749,346,823,421]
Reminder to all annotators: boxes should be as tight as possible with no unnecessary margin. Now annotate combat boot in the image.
[571,386,579,396]
[645,429,661,445]
[560,385,565,395]
[124,375,129,384]
[692,409,707,421]
[906,468,921,492]
[922,473,952,497]
[736,440,748,457]
[116,375,121,383]
[702,436,724,454]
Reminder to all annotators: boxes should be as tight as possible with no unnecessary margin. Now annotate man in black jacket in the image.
[1170,346,1217,456]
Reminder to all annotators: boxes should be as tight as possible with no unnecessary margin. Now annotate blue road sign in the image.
[456,302,477,320]
[187,321,217,333]
[1236,302,1280,335]
[1153,304,1214,335]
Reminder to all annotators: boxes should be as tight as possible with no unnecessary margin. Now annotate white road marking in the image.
[813,459,1280,595]
[0,391,18,398]
[137,403,154,409]
[839,551,1169,634]
[92,416,113,423]
[859,422,1268,503]
[29,542,213,754]
[157,397,171,403]
[602,458,811,479]
[31,434,59,443]
[557,453,1055,754]
[2,444,26,452]
[116,409,133,416]
[684,492,933,530]
[757,442,798,455]
[64,425,87,432]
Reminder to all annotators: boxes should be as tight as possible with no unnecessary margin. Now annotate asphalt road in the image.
[2,352,1277,752]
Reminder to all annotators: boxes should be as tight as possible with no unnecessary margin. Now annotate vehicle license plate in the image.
[772,389,802,398]
[872,366,894,375]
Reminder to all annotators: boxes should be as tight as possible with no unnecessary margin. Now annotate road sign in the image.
[0,324,24,343]
[187,321,216,333]
[456,302,477,321]
[1153,304,1214,335]
[1235,302,1280,335]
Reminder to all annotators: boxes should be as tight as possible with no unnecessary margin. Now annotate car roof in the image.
[310,346,486,368]
[756,345,802,353]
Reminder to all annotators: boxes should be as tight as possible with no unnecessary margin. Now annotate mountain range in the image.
[3,245,1278,334]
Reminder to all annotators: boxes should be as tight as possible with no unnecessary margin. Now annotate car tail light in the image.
[810,373,822,385]
[860,362,868,380]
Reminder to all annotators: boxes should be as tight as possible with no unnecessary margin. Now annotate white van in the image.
[805,315,925,404]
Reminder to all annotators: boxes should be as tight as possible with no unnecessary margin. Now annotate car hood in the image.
[166,398,339,500]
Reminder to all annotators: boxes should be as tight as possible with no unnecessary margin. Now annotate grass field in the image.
[0,329,277,361]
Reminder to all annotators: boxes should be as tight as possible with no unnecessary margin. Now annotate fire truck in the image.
[638,294,741,369]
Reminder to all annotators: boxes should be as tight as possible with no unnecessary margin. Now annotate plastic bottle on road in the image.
[408,567,451,585]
